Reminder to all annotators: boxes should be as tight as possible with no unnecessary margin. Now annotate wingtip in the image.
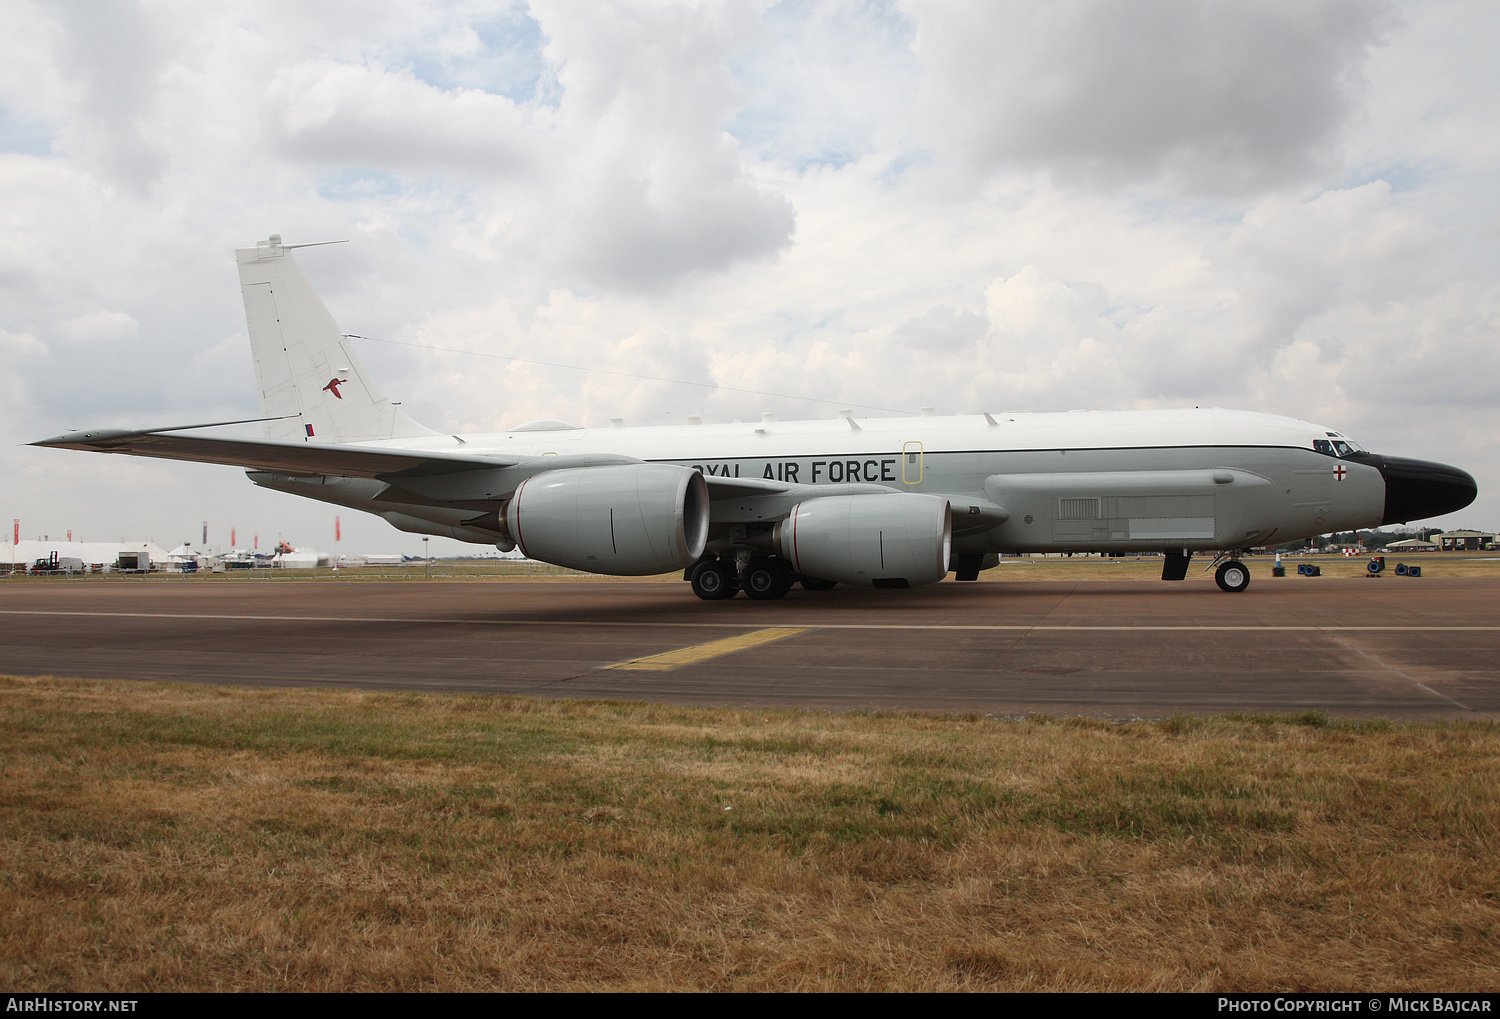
[30,427,137,448]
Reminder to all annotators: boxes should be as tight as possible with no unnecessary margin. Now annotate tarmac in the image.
[1,575,1497,720]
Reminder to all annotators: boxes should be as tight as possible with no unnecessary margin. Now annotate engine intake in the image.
[509,464,709,575]
[780,493,951,588]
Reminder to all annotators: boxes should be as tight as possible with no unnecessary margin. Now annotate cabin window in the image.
[1331,440,1355,456]
[1313,439,1335,456]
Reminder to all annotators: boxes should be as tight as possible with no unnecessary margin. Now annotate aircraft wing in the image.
[31,427,521,479]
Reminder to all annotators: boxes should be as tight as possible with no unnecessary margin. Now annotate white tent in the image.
[274,548,332,568]
[3,540,172,569]
[163,544,213,571]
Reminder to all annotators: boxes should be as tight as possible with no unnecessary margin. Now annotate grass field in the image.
[3,551,1496,583]
[3,675,1496,991]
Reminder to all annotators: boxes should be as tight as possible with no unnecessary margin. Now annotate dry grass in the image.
[6,552,1495,584]
[2,675,1497,991]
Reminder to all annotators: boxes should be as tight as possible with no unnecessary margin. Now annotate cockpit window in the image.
[1313,437,1364,457]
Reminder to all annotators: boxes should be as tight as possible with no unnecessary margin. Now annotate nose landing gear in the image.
[1215,559,1251,593]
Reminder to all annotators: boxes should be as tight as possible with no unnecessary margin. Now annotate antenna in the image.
[258,234,349,250]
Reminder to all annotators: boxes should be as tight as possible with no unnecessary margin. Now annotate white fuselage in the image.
[252,406,1386,554]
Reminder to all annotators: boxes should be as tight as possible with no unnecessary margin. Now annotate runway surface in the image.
[2,576,1497,720]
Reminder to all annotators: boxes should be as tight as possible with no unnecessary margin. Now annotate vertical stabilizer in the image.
[236,237,436,443]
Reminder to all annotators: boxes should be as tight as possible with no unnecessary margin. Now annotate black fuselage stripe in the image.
[644,442,1325,463]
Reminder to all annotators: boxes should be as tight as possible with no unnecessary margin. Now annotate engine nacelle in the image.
[779,493,951,588]
[510,464,709,576]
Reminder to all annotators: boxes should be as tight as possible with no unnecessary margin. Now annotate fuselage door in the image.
[902,441,923,485]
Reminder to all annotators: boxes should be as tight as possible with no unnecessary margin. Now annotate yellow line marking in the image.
[606,627,811,671]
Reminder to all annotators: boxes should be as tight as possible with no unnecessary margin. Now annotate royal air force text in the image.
[689,460,899,484]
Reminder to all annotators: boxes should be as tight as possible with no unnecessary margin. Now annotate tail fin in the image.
[236,236,437,443]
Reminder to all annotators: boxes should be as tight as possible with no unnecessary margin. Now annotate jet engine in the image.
[508,464,709,575]
[779,493,951,588]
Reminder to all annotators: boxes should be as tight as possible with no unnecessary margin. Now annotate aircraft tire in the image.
[1215,560,1251,593]
[743,558,794,600]
[690,560,738,600]
[798,576,837,591]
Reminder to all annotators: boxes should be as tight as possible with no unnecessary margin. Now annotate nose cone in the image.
[1365,455,1478,525]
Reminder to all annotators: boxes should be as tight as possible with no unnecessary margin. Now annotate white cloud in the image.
[56,309,140,344]
[515,0,795,288]
[906,0,1395,194]
[728,1,921,170]
[0,328,47,358]
[1,0,1497,554]
[43,0,174,190]
[1218,181,1439,328]
[264,60,536,175]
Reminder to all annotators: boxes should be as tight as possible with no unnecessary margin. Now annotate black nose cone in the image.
[1366,455,1478,525]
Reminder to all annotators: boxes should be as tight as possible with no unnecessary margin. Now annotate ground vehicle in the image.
[28,552,85,575]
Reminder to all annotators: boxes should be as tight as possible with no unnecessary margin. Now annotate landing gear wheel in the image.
[690,560,738,600]
[1215,560,1251,593]
[743,559,794,600]
[798,576,837,592]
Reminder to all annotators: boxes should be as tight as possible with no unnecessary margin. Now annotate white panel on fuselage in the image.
[1128,518,1217,540]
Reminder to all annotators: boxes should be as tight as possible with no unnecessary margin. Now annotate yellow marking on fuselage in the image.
[606,626,811,671]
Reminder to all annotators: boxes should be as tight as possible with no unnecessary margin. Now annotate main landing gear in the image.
[688,559,737,600]
[687,557,835,601]
[742,558,794,600]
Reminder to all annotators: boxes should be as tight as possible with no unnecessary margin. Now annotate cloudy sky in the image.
[2,0,1496,555]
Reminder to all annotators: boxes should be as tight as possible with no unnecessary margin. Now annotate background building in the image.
[1434,530,1497,552]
